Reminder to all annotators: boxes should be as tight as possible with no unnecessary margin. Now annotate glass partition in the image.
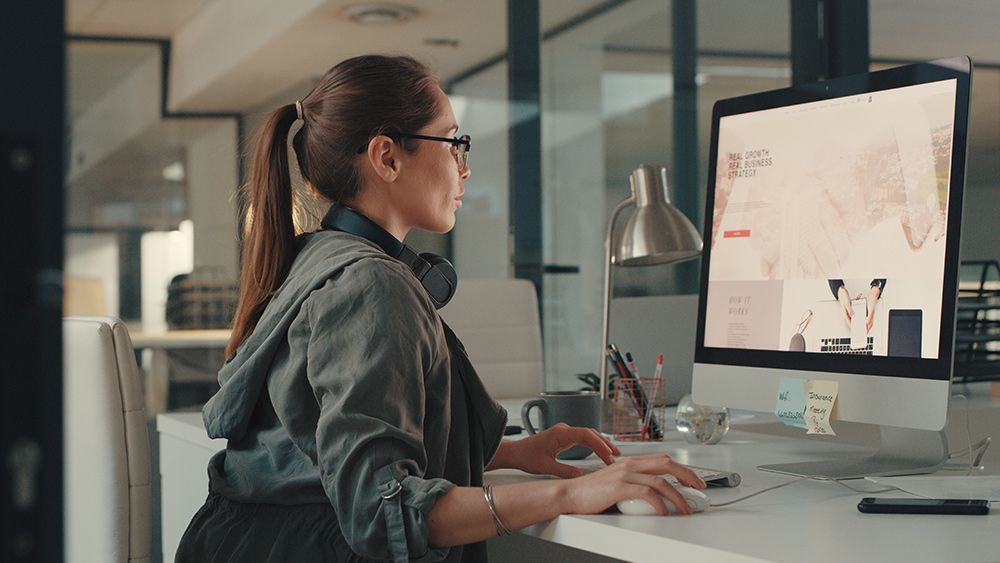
[539,0,790,390]
[65,39,238,331]
[66,3,1000,397]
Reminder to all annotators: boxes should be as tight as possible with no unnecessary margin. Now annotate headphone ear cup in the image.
[321,205,460,308]
[418,253,458,309]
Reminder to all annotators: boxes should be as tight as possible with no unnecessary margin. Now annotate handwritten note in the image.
[804,380,839,436]
[775,377,807,429]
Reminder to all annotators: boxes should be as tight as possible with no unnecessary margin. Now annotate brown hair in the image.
[226,55,441,358]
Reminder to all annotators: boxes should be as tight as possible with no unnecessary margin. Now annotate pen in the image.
[641,380,659,440]
[608,344,633,379]
[607,344,636,401]
[642,354,664,440]
[607,345,647,428]
[625,352,638,377]
[607,344,632,387]
[609,343,660,438]
[606,344,630,395]
[606,344,624,376]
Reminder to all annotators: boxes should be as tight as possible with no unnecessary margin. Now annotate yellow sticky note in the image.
[804,380,838,436]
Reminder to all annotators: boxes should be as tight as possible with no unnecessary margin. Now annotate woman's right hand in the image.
[838,285,854,327]
[557,453,706,516]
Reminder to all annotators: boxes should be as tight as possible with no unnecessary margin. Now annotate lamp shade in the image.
[599,164,704,402]
[614,164,703,266]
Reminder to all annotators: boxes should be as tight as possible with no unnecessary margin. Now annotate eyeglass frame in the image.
[356,132,471,171]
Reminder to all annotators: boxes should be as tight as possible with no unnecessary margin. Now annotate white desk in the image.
[131,329,230,415]
[159,392,1000,563]
[156,412,226,563]
[488,431,999,563]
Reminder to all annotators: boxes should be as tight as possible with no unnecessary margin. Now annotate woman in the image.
[176,55,704,563]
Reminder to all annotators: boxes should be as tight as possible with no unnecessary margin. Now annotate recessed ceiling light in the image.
[423,38,460,48]
[162,161,185,182]
[343,3,418,26]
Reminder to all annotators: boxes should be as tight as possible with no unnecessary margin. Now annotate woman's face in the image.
[393,87,471,234]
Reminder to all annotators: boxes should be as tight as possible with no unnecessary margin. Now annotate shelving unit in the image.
[954,260,1000,383]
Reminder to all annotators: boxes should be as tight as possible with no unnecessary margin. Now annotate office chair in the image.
[64,316,151,563]
[162,269,233,410]
[439,279,543,399]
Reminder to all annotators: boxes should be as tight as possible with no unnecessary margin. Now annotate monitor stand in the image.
[758,427,948,480]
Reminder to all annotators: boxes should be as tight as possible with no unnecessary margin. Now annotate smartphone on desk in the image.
[858,497,990,515]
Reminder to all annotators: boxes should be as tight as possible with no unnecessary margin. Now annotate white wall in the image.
[187,120,239,278]
[65,233,120,316]
[140,221,194,332]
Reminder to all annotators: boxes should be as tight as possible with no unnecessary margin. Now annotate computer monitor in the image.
[692,57,972,479]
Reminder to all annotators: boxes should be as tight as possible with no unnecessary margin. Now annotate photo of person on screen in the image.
[829,278,886,333]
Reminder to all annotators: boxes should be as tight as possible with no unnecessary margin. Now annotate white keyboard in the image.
[574,460,741,487]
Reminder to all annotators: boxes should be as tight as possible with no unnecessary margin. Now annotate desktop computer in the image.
[692,57,972,478]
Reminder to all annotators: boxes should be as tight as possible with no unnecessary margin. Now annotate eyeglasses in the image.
[357,133,472,172]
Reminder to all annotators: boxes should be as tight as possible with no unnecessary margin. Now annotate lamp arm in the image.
[600,197,634,400]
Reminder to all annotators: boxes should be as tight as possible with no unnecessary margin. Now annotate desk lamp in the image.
[600,164,703,399]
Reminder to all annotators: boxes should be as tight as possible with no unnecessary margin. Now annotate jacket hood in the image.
[203,230,394,441]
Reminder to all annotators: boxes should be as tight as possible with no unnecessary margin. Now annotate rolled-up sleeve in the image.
[304,260,454,562]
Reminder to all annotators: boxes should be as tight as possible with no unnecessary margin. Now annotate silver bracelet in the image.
[482,484,512,536]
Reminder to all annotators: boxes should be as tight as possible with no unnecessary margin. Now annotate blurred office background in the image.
[52,2,1000,562]
[64,0,1000,397]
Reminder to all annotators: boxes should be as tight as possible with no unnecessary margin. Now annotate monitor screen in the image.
[692,58,971,438]
[695,58,971,385]
[705,79,956,360]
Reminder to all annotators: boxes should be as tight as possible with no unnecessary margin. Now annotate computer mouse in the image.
[616,483,710,515]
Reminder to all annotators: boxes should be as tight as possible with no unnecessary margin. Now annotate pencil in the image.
[643,354,664,439]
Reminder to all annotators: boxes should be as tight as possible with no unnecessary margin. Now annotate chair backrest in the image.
[64,316,151,563]
[439,279,543,399]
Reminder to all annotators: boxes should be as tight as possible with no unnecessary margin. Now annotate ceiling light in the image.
[424,38,460,48]
[343,3,418,26]
[162,161,185,182]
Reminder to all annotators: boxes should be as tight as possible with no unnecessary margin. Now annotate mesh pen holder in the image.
[611,377,667,441]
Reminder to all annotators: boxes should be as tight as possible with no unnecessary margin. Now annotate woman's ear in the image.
[366,135,401,182]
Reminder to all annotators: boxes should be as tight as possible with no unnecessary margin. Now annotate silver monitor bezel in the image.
[692,57,971,430]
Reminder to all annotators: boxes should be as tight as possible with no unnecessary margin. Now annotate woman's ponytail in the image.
[225,55,441,358]
[226,104,298,359]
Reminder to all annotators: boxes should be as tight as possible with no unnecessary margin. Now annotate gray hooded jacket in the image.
[202,230,507,562]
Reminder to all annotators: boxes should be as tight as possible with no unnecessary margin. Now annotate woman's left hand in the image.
[503,423,621,479]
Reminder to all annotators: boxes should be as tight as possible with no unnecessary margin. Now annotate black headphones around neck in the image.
[321,205,458,309]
